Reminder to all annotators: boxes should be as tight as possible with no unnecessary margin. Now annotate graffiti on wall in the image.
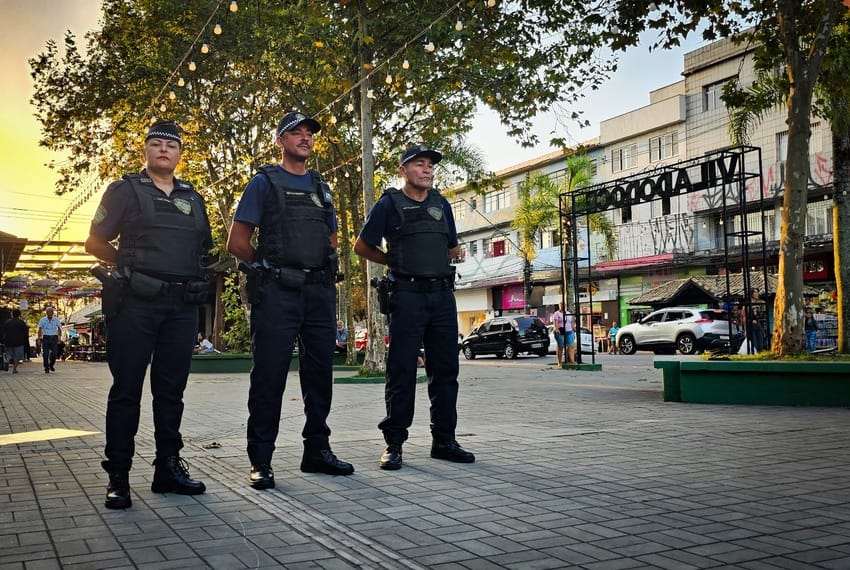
[688,152,833,212]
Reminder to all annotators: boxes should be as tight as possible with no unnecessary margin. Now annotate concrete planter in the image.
[654,359,850,406]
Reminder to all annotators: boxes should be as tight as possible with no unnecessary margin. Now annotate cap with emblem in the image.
[276,112,322,137]
[145,120,182,146]
[399,145,442,166]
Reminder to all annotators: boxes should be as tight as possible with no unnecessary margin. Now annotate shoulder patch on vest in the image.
[92,204,107,225]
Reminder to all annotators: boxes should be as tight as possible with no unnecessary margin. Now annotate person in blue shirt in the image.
[354,144,475,471]
[37,306,62,373]
[227,111,354,490]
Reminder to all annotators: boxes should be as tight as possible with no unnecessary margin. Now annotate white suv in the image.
[616,307,742,355]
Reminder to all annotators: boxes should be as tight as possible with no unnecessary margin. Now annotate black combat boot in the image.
[104,471,132,509]
[151,456,206,495]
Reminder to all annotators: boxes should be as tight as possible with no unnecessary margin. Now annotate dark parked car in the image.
[462,316,550,359]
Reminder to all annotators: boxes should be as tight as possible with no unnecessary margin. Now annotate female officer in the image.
[86,120,213,509]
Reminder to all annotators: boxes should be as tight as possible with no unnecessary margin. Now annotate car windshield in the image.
[699,310,730,321]
[511,317,544,332]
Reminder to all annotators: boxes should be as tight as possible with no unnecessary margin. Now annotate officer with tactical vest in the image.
[354,145,475,470]
[85,120,213,509]
[226,111,353,489]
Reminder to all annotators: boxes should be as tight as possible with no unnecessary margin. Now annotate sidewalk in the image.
[1,355,849,569]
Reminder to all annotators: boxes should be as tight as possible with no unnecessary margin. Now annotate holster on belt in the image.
[90,263,128,319]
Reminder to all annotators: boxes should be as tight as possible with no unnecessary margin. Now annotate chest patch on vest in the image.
[310,193,323,208]
[427,206,443,220]
[173,198,192,215]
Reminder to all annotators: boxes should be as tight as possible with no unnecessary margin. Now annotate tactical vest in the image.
[384,188,452,278]
[115,174,209,279]
[255,165,332,269]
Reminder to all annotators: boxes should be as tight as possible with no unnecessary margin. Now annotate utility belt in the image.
[391,275,454,293]
[127,270,211,304]
[268,266,329,288]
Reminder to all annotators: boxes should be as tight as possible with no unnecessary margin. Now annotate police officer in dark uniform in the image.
[226,111,353,489]
[85,120,212,509]
[354,144,475,470]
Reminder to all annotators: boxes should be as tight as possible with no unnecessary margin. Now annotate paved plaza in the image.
[1,353,849,569]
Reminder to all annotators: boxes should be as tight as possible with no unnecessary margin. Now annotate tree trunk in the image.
[833,126,850,353]
[773,82,811,356]
[357,1,387,375]
[772,0,835,356]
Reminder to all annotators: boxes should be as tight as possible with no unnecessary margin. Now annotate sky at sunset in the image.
[0,1,700,244]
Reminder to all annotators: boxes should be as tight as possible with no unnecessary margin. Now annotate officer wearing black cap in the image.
[85,120,213,509]
[227,111,353,489]
[354,144,475,470]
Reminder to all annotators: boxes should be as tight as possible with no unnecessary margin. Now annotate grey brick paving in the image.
[2,355,850,569]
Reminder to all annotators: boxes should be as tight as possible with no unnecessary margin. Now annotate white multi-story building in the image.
[450,34,835,337]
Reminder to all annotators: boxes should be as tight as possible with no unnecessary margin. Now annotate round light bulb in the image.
[366,89,374,99]
[425,42,435,52]
[385,74,392,84]
[402,59,410,69]
[201,43,209,54]
[329,115,337,124]
[229,1,238,12]
[168,91,176,100]
[160,103,167,112]
[346,103,354,112]
[177,77,185,87]
[487,0,496,6]
[455,20,463,31]
[188,61,196,71]
[214,23,222,35]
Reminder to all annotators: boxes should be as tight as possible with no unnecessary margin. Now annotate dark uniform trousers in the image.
[103,294,198,472]
[381,287,459,445]
[247,280,335,465]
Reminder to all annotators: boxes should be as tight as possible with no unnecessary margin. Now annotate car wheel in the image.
[462,346,476,360]
[503,343,517,359]
[677,333,697,355]
[619,335,637,355]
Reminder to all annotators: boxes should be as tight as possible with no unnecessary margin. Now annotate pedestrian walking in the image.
[37,306,61,373]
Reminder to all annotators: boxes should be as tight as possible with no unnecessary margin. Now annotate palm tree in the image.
[513,154,617,310]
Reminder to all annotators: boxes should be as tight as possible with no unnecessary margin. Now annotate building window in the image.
[622,205,632,223]
[483,236,509,258]
[469,240,478,257]
[588,159,598,177]
[776,130,788,163]
[484,188,510,213]
[703,79,729,112]
[451,200,466,222]
[611,144,637,173]
[662,196,671,216]
[810,122,823,153]
[452,243,467,263]
[649,131,679,162]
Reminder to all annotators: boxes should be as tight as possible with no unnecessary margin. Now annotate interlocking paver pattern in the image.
[1,353,849,569]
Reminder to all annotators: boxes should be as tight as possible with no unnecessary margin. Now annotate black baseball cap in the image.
[276,111,322,137]
[399,144,442,166]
